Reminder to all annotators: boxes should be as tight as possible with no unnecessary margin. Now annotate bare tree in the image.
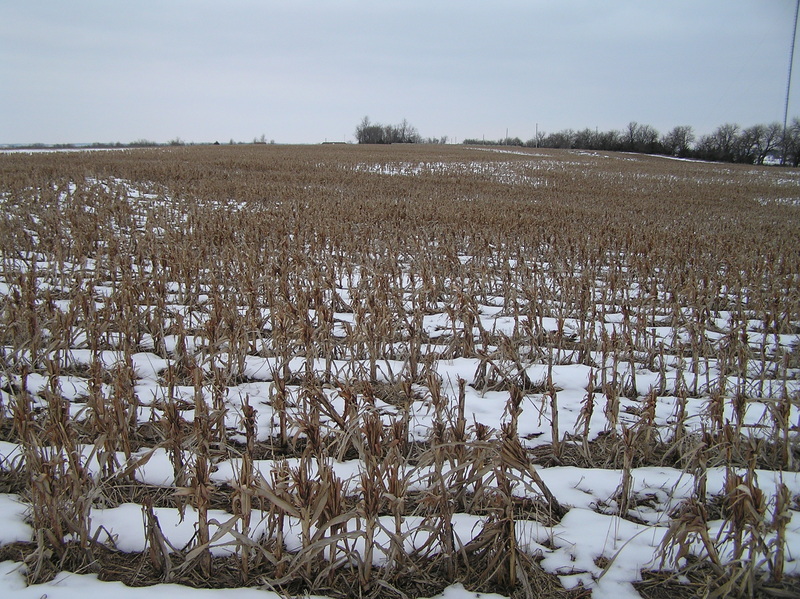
[636,124,661,153]
[355,116,372,144]
[745,122,782,164]
[573,128,596,149]
[695,123,740,162]
[623,122,661,153]
[542,129,575,149]
[355,116,420,144]
[624,121,639,151]
[525,130,548,148]
[597,129,621,151]
[713,123,740,162]
[783,117,800,166]
[662,126,695,157]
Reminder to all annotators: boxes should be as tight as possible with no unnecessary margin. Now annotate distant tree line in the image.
[2,137,275,150]
[355,117,424,144]
[464,119,800,166]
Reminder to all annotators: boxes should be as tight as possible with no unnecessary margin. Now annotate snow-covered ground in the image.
[0,561,501,599]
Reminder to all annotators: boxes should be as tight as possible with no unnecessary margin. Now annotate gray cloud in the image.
[1,0,795,144]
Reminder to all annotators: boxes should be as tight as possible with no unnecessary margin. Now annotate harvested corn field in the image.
[0,144,799,598]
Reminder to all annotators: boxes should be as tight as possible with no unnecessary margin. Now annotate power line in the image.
[783,0,800,164]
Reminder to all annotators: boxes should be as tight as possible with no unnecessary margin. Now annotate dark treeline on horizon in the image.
[354,116,449,145]
[463,119,800,166]
[11,117,800,167]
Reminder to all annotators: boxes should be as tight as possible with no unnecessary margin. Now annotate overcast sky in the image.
[1,1,798,144]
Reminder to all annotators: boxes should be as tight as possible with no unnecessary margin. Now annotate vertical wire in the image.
[783,0,800,163]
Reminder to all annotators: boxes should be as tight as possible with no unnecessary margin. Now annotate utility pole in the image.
[783,0,800,164]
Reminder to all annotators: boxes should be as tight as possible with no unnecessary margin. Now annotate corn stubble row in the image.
[0,145,798,597]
